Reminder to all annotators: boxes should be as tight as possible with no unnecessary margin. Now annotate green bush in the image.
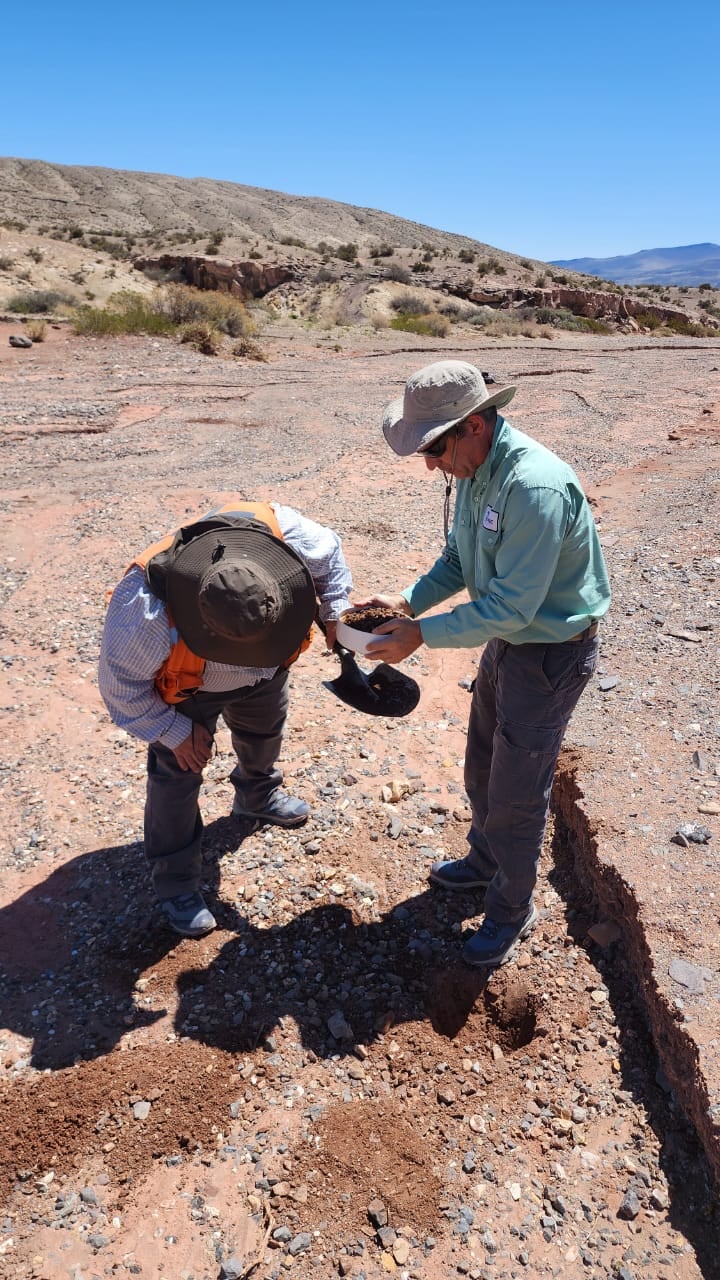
[7,289,72,313]
[411,261,430,273]
[336,243,358,261]
[72,291,176,336]
[369,242,394,258]
[458,248,475,263]
[390,311,450,337]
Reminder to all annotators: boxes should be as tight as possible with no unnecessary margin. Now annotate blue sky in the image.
[3,0,718,261]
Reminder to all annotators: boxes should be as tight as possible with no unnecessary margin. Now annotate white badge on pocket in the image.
[482,505,499,532]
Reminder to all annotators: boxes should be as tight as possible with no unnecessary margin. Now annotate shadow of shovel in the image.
[323,644,420,717]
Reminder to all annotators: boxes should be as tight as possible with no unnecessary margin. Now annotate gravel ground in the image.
[1,319,719,1279]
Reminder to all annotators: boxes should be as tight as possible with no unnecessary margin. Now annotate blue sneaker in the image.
[462,905,538,968]
[232,789,310,829]
[429,857,491,891]
[160,892,217,938]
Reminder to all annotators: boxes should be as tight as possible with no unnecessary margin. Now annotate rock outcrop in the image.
[133,255,294,299]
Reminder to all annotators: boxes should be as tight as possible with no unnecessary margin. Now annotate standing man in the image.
[366,361,610,968]
[99,498,352,938]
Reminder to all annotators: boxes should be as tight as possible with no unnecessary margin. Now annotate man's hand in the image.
[352,593,414,618]
[323,620,338,652]
[365,617,423,663]
[172,724,214,772]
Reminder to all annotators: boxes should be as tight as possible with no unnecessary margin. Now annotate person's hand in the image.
[172,724,214,772]
[351,593,414,617]
[365,617,423,663]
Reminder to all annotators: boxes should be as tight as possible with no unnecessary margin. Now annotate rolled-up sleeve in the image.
[272,504,353,622]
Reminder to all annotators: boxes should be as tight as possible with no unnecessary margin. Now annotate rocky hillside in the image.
[1,157,719,336]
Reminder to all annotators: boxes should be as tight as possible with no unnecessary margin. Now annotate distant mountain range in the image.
[551,243,720,287]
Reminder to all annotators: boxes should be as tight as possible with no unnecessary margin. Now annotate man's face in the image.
[420,414,492,479]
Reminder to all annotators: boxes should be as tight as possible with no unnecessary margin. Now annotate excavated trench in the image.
[552,758,720,1193]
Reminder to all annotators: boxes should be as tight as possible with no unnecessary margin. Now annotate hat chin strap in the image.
[441,432,461,541]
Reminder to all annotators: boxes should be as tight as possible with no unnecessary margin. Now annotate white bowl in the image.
[336,617,380,656]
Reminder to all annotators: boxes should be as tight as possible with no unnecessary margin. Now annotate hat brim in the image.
[383,384,517,457]
[163,525,317,666]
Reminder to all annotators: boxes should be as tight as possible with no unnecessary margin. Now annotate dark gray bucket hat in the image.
[382,359,517,456]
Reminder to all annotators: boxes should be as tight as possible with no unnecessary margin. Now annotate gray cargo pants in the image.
[463,634,599,924]
[144,668,289,899]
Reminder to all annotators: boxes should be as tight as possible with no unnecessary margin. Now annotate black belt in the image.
[568,620,599,642]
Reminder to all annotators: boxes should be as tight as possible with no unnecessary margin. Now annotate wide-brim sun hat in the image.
[146,517,317,666]
[382,359,517,456]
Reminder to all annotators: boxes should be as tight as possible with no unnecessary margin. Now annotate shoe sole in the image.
[232,810,309,829]
[429,867,491,891]
[462,909,538,969]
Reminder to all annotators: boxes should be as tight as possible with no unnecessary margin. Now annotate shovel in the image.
[323,642,420,717]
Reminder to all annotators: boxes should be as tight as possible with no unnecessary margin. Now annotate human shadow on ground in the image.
[0,820,495,1072]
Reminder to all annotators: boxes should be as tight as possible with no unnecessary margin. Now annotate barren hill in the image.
[1,158,719,338]
[0,155,514,258]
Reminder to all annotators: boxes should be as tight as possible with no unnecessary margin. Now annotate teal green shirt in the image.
[404,417,611,648]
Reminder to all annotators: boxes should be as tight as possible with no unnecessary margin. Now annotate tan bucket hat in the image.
[382,360,517,456]
[146,516,317,666]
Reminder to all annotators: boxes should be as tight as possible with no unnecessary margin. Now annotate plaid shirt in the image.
[98,503,352,749]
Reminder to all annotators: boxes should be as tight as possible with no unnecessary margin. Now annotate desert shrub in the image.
[389,290,430,316]
[26,247,43,263]
[698,282,715,291]
[532,306,610,333]
[231,335,267,361]
[550,272,570,285]
[633,310,663,330]
[535,273,547,287]
[458,248,475,263]
[7,289,72,313]
[411,261,430,273]
[179,321,223,354]
[72,291,176,336]
[336,243,358,261]
[663,316,714,337]
[476,258,499,277]
[0,256,14,270]
[205,230,225,250]
[390,311,450,337]
[279,235,306,248]
[437,299,463,319]
[369,242,394,258]
[198,292,253,338]
[520,259,532,270]
[1,218,27,231]
[383,263,411,283]
[248,249,263,260]
[26,320,47,342]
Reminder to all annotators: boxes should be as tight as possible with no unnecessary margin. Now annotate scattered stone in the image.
[671,822,711,845]
[368,1198,388,1228]
[598,676,618,691]
[669,958,712,993]
[220,1256,246,1279]
[327,1011,353,1040]
[618,1189,642,1220]
[9,335,33,348]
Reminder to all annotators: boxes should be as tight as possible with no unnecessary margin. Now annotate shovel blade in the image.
[324,648,420,717]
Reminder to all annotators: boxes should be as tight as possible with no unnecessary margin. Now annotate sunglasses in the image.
[422,428,456,458]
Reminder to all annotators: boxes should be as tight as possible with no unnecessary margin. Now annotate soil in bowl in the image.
[340,606,401,633]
